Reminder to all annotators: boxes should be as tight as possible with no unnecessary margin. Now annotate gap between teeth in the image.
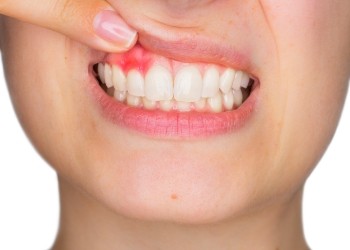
[97,63,252,113]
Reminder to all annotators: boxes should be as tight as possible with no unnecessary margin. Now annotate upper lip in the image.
[138,32,251,71]
[106,12,256,76]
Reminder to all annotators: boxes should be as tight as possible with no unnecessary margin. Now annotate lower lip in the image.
[88,75,258,139]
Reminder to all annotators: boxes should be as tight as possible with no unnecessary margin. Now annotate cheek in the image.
[260,0,350,182]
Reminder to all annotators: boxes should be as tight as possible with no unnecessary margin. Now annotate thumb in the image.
[0,0,138,52]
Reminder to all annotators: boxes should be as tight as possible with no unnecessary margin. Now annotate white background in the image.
[0,62,349,250]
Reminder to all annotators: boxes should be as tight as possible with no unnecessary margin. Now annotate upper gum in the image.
[105,45,247,77]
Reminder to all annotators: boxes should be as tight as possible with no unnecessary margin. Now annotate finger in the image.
[0,0,138,52]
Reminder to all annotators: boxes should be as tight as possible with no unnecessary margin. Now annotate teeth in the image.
[143,98,157,110]
[104,64,113,88]
[98,63,105,84]
[240,72,250,89]
[202,66,220,98]
[98,62,253,113]
[127,94,142,107]
[208,93,223,113]
[177,102,192,112]
[127,70,145,97]
[223,91,234,111]
[145,65,173,101]
[174,66,202,102]
[219,68,235,94]
[114,90,127,102]
[194,98,207,111]
[112,65,127,91]
[160,100,173,111]
[233,89,243,107]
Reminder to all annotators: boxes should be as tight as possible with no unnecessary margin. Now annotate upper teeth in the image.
[97,62,252,112]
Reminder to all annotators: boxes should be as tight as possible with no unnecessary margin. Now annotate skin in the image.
[1,0,350,249]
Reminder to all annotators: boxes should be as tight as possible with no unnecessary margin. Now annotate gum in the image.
[105,44,154,74]
[105,44,229,76]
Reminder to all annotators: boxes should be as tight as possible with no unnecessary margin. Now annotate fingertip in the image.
[93,10,138,52]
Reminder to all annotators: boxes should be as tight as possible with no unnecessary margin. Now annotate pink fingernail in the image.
[94,10,137,48]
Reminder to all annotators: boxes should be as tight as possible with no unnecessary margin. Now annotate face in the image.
[1,0,350,224]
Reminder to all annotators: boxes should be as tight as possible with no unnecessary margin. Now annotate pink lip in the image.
[89,80,258,138]
[88,35,259,138]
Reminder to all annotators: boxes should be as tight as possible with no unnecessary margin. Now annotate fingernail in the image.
[94,10,137,48]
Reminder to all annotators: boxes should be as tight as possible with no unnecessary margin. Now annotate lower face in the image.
[1,0,350,224]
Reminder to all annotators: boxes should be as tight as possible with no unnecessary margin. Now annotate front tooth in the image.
[143,98,157,110]
[127,70,145,97]
[195,98,206,111]
[232,71,243,90]
[240,72,250,88]
[112,65,127,91]
[160,100,173,111]
[127,94,141,107]
[174,66,202,102]
[220,68,235,94]
[114,90,127,102]
[145,65,173,101]
[177,102,191,112]
[223,92,234,110]
[98,63,105,84]
[104,64,113,88]
[208,93,223,113]
[233,89,243,107]
[202,66,220,98]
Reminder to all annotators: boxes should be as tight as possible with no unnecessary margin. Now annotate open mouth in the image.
[90,44,258,138]
[93,45,254,113]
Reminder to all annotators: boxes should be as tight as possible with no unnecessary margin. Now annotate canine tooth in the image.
[160,100,173,111]
[223,92,234,110]
[195,98,206,111]
[112,65,127,91]
[202,66,220,98]
[127,70,145,97]
[220,68,235,94]
[104,64,113,88]
[233,89,243,107]
[177,102,191,112]
[98,63,105,83]
[232,71,243,90]
[145,65,173,101]
[208,93,223,113]
[143,98,157,110]
[241,72,250,88]
[114,91,127,102]
[174,66,202,102]
[127,94,141,107]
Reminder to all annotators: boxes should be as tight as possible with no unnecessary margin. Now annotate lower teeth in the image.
[93,64,252,113]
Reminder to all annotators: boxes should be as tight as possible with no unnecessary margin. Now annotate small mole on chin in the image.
[170,194,178,200]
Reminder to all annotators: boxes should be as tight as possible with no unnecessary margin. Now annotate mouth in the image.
[90,43,259,138]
